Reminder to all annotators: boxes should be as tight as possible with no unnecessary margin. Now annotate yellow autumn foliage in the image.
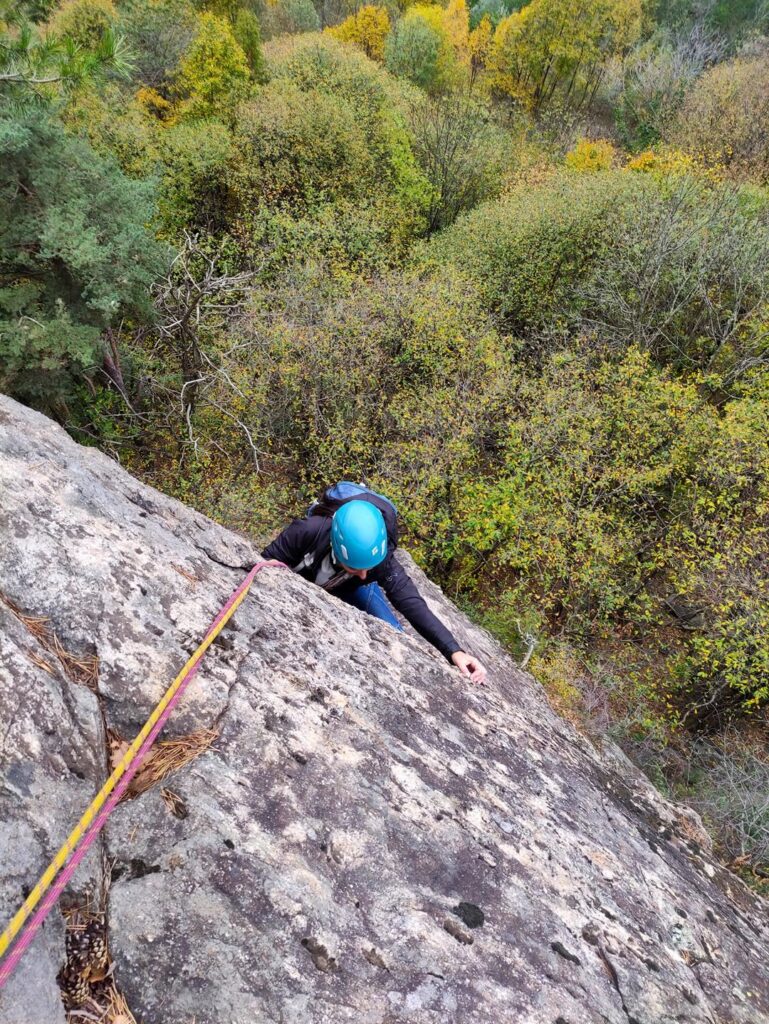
[469,14,493,83]
[490,0,641,110]
[625,146,726,186]
[135,86,176,123]
[565,138,616,172]
[327,5,391,62]
[626,147,697,176]
[175,11,251,118]
[384,0,470,91]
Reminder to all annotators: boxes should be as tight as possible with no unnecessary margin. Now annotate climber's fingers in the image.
[451,651,488,685]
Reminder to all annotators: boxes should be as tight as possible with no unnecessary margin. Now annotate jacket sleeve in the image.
[378,556,461,662]
[262,518,322,568]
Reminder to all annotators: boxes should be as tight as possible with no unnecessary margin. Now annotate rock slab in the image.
[0,394,768,1024]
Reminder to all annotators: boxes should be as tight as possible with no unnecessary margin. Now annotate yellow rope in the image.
[0,573,257,961]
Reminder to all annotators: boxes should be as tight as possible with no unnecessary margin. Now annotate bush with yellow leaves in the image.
[565,138,616,172]
[625,146,696,177]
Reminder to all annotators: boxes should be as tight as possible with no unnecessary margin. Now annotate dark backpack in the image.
[309,481,396,519]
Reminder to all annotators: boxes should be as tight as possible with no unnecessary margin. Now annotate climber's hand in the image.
[451,651,487,685]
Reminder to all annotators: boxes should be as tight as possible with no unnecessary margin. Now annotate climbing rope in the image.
[0,559,287,990]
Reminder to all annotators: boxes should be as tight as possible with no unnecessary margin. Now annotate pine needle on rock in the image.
[108,728,218,800]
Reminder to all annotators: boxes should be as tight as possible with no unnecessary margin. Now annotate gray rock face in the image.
[0,393,768,1024]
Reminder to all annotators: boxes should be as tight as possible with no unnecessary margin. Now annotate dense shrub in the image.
[447,346,769,715]
[60,83,161,178]
[251,36,432,254]
[611,28,724,151]
[668,48,769,184]
[234,82,378,208]
[118,0,198,90]
[624,145,697,176]
[157,119,235,235]
[48,0,116,48]
[264,32,416,123]
[429,167,769,380]
[688,734,769,867]
[666,372,769,715]
[427,168,643,337]
[408,91,514,230]
[243,202,406,275]
[565,137,616,171]
[114,265,514,558]
[257,0,320,39]
[448,347,713,628]
[579,175,769,376]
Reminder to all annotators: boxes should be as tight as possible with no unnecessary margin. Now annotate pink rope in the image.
[0,560,286,989]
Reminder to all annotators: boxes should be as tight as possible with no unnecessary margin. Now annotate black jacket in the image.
[262,499,461,661]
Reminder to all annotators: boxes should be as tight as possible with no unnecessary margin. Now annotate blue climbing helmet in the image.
[331,499,388,570]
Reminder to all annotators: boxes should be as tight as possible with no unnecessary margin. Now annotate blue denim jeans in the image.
[339,582,403,632]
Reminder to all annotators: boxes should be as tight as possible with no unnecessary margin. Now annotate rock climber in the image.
[262,482,488,684]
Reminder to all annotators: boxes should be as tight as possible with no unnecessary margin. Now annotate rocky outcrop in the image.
[0,393,767,1024]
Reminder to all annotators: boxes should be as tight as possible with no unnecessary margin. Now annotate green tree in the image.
[385,10,448,92]
[175,11,251,118]
[490,0,642,111]
[385,2,469,93]
[0,1,129,94]
[469,0,512,30]
[0,108,170,408]
[233,8,265,80]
